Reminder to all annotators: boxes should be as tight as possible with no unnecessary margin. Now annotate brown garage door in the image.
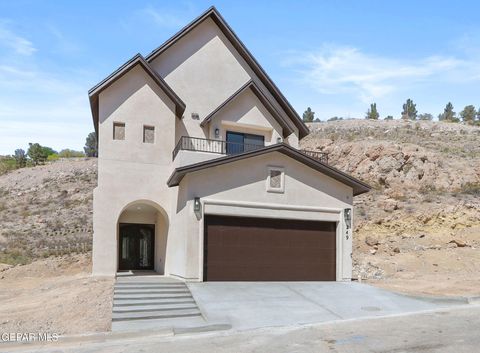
[204,216,336,281]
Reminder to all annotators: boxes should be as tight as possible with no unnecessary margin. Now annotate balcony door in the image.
[226,131,264,155]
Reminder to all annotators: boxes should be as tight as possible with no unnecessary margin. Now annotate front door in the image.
[118,224,155,271]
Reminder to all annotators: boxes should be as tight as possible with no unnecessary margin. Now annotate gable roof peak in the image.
[144,6,310,139]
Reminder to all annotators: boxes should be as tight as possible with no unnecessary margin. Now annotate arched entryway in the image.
[117,200,169,274]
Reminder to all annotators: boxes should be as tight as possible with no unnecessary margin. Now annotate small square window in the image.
[143,125,155,143]
[113,122,125,140]
[266,167,284,193]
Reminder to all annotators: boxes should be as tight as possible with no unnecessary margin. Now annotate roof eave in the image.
[88,54,186,135]
[167,144,371,195]
[199,80,295,138]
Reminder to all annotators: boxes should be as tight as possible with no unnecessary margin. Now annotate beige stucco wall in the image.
[207,88,283,144]
[174,152,354,281]
[93,64,178,276]
[150,17,299,147]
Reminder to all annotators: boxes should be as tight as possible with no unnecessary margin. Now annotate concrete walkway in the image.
[187,281,459,330]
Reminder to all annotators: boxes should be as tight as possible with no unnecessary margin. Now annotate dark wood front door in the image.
[118,224,155,271]
[204,216,336,281]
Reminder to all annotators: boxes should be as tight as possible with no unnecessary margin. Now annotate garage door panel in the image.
[204,216,337,281]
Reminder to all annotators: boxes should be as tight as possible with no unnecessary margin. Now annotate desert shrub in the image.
[460,182,480,196]
[58,149,85,158]
[419,184,437,194]
[0,249,32,265]
[0,157,17,175]
[47,153,59,161]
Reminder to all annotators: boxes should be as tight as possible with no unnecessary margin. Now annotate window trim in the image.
[266,166,285,193]
[143,125,155,144]
[113,122,126,141]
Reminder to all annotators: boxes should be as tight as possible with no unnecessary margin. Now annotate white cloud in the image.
[0,63,93,154]
[288,45,477,103]
[138,6,190,28]
[0,21,36,56]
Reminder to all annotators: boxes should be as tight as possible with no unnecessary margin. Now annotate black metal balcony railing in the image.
[300,149,329,164]
[172,136,328,164]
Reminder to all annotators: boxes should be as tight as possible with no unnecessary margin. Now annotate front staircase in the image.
[112,274,205,332]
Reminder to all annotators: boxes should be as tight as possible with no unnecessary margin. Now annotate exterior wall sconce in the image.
[214,128,220,138]
[276,137,282,143]
[344,208,351,229]
[194,197,201,212]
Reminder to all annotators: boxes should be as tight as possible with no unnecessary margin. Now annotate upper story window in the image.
[143,125,155,144]
[113,122,125,140]
[226,131,264,155]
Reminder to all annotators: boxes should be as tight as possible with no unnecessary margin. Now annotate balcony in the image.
[172,136,328,164]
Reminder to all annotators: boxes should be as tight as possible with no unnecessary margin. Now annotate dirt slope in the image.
[302,120,480,296]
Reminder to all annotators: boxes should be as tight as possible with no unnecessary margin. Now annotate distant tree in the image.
[313,117,321,122]
[84,132,98,157]
[476,107,480,122]
[327,116,343,121]
[41,146,57,156]
[365,103,380,120]
[460,105,476,124]
[58,149,85,158]
[13,149,27,168]
[401,99,417,120]
[438,102,458,122]
[302,107,315,122]
[27,143,49,165]
[384,115,394,120]
[418,113,433,121]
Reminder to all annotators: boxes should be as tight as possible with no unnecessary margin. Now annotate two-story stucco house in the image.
[88,6,370,281]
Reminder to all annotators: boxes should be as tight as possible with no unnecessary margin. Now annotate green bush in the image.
[47,153,59,161]
[58,149,85,158]
[0,156,17,175]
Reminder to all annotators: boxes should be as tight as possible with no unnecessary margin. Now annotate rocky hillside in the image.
[0,158,96,265]
[302,120,480,295]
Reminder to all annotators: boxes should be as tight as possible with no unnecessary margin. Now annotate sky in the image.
[1,0,480,154]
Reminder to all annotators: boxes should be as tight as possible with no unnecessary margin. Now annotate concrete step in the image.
[115,284,187,290]
[113,303,198,313]
[112,309,202,322]
[114,289,190,295]
[114,295,193,301]
[114,299,196,307]
[115,280,182,285]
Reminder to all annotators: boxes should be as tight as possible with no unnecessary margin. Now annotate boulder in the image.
[449,239,468,247]
[365,235,379,246]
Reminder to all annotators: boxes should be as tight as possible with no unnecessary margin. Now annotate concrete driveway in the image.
[187,282,457,330]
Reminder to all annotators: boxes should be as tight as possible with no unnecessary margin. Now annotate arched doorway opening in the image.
[117,200,169,274]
